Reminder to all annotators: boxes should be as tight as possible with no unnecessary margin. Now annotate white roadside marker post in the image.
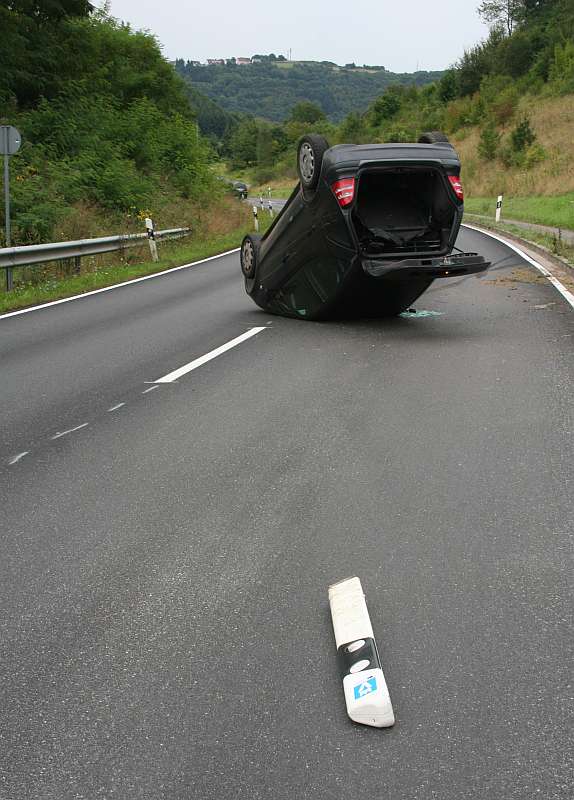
[252,205,259,232]
[268,200,274,218]
[259,194,264,210]
[145,217,159,262]
[495,194,503,223]
[328,576,395,728]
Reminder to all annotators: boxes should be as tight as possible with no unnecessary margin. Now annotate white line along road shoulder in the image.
[153,327,267,384]
[464,223,574,310]
[0,249,240,321]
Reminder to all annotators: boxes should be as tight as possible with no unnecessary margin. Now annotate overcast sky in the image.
[100,0,489,73]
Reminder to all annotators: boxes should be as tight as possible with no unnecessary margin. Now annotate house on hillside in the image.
[236,57,251,65]
[207,59,225,66]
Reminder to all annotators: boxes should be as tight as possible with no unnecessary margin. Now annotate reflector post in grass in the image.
[328,576,395,728]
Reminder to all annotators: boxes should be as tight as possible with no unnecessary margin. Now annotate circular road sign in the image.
[0,126,22,156]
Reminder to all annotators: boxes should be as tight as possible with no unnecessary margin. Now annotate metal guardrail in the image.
[0,226,191,290]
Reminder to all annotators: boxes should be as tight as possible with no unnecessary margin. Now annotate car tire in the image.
[297,134,330,191]
[240,234,261,295]
[418,130,451,145]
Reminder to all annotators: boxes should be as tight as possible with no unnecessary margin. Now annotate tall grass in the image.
[464,193,574,229]
[1,198,267,314]
[454,95,574,198]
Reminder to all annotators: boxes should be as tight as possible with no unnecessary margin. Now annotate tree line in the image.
[0,0,216,243]
[218,0,573,182]
[174,59,443,123]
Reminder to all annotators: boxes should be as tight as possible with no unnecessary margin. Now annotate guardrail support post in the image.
[73,256,81,275]
[6,266,13,292]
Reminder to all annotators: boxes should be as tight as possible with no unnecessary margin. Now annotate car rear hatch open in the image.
[351,165,459,259]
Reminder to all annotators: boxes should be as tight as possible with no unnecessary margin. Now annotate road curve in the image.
[1,227,573,799]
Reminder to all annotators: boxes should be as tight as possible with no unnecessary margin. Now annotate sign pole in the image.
[3,151,12,290]
[3,140,10,247]
[1,126,22,291]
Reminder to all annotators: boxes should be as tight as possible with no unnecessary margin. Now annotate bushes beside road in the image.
[0,4,218,245]
[0,198,271,314]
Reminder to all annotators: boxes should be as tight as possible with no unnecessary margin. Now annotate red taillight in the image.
[331,177,355,207]
[448,175,464,201]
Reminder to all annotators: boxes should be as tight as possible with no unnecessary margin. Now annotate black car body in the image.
[232,180,248,199]
[240,134,490,319]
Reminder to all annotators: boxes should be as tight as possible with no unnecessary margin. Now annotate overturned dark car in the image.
[240,132,490,319]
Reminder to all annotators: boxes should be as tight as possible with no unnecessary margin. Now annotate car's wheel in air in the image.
[240,234,261,295]
[297,134,330,191]
[418,130,451,145]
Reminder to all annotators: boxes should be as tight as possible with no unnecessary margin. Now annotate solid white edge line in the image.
[463,223,574,310]
[154,327,267,384]
[51,422,89,440]
[0,248,240,321]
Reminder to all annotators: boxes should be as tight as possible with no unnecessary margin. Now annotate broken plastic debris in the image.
[400,309,444,318]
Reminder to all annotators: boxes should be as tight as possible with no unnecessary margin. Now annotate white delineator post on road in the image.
[145,217,159,262]
[252,205,259,232]
[328,576,395,728]
[496,195,503,223]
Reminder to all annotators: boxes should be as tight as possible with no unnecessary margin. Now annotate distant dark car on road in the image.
[217,177,249,200]
[240,132,490,319]
[232,180,248,200]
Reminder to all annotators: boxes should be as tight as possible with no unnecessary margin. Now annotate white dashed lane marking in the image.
[8,451,29,466]
[153,327,267,384]
[6,325,270,465]
[51,423,89,440]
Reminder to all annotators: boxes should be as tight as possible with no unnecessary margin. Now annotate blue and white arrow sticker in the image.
[353,676,377,700]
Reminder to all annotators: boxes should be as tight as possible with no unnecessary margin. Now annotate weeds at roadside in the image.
[0,202,271,314]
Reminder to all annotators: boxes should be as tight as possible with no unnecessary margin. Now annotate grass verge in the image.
[465,194,574,230]
[250,182,295,200]
[0,220,268,315]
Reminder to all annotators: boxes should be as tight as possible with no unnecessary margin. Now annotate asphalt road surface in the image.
[1,227,573,799]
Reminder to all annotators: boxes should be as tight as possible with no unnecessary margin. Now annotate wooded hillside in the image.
[175,59,443,123]
[0,1,216,244]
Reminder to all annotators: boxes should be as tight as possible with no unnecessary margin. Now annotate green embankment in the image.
[0,214,272,315]
[464,194,574,230]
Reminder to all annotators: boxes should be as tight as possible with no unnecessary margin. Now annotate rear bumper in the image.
[362,252,490,280]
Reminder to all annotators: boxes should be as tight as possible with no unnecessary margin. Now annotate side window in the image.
[276,270,323,318]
